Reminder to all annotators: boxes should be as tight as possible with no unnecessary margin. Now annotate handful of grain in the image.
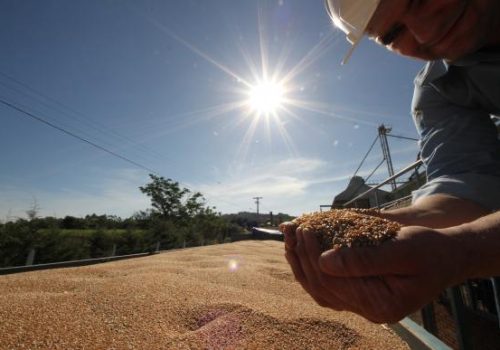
[292,209,401,251]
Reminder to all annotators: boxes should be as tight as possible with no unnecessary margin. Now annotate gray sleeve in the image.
[410,62,500,209]
[412,173,500,211]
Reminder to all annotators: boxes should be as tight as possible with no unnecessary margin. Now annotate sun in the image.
[247,80,285,116]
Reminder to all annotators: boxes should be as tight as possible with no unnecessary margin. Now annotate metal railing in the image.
[0,252,155,276]
[492,277,500,328]
[343,159,423,208]
[389,318,452,350]
[0,241,165,276]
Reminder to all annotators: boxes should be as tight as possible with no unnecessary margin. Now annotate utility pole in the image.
[378,124,397,191]
[253,197,263,215]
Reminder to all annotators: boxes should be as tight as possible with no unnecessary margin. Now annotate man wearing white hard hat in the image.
[282,0,500,324]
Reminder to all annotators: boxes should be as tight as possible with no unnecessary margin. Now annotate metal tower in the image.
[378,124,397,191]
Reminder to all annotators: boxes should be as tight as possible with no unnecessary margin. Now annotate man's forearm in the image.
[446,211,500,280]
[380,194,491,229]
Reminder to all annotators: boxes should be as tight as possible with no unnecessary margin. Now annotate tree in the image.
[26,197,40,221]
[139,174,205,223]
[61,216,83,230]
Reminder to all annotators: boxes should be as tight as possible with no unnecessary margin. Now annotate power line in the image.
[0,98,159,174]
[352,134,379,178]
[0,73,250,211]
[0,71,250,205]
[1,97,248,212]
[386,134,418,142]
[0,71,173,165]
[351,158,386,196]
[364,158,386,183]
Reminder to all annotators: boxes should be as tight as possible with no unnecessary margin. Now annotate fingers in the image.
[319,240,411,277]
[282,224,431,323]
[281,222,308,290]
[285,243,331,308]
[284,226,408,320]
[295,228,346,311]
[295,228,317,278]
[284,246,307,288]
[281,222,323,302]
[301,230,376,313]
[280,222,298,250]
[318,275,395,319]
[300,228,326,279]
[281,222,398,314]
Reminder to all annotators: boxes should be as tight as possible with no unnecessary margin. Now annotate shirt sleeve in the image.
[411,61,500,210]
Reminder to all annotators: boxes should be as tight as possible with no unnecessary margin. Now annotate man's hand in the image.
[280,222,468,323]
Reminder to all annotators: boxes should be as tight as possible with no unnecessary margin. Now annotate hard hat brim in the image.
[325,0,380,64]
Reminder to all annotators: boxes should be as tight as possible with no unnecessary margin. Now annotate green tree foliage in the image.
[116,227,147,255]
[139,174,205,223]
[35,228,91,263]
[61,216,85,230]
[0,220,31,267]
[139,174,228,248]
[1,176,286,268]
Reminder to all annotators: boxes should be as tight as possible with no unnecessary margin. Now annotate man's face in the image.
[366,0,500,61]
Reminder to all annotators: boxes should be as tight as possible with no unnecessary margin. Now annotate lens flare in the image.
[227,258,239,272]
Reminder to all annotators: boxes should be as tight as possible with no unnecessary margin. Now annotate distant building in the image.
[331,176,391,209]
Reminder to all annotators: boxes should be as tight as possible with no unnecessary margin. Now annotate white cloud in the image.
[192,144,420,216]
[192,157,337,215]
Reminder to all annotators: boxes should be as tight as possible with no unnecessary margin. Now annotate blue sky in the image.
[0,0,424,219]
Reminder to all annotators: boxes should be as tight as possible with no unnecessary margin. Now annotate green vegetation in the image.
[0,175,293,267]
[0,174,294,268]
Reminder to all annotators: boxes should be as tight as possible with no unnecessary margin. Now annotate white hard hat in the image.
[325,0,381,64]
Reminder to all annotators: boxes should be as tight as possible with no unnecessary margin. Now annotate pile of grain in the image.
[293,209,401,251]
[0,241,409,349]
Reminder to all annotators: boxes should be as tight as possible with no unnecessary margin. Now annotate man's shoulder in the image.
[414,61,448,87]
[415,47,500,86]
[413,48,500,113]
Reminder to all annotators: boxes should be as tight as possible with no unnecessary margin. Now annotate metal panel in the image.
[389,317,452,350]
[491,277,500,329]
[447,287,473,350]
[0,252,154,276]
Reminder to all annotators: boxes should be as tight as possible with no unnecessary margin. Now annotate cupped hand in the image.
[280,222,467,323]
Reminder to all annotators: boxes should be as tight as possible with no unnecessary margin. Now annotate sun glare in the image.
[147,12,373,162]
[247,80,285,116]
